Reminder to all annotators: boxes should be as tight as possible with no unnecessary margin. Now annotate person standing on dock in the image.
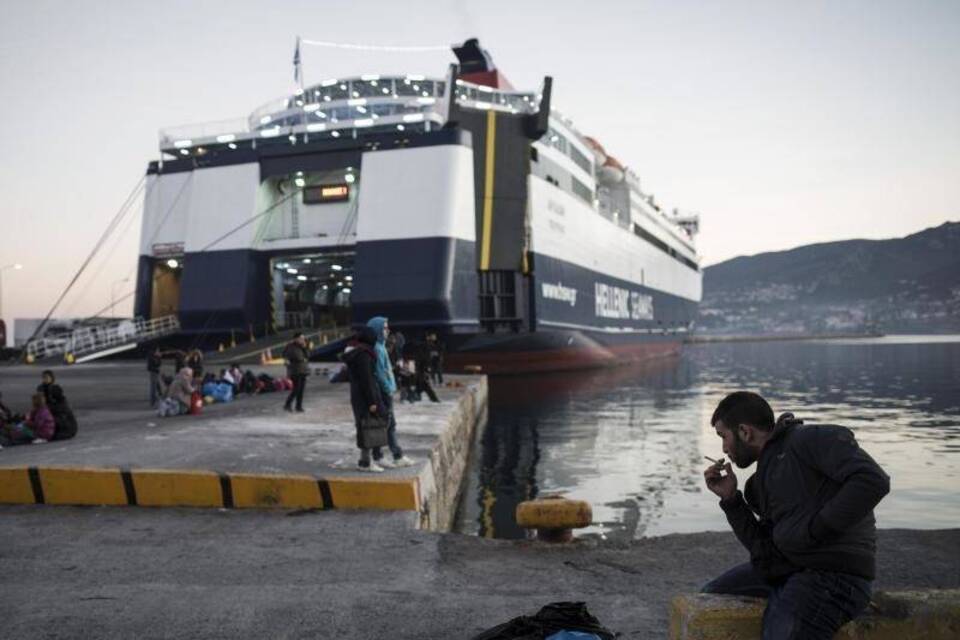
[341,326,384,472]
[147,347,163,408]
[702,391,890,639]
[282,332,310,413]
[426,331,444,385]
[366,316,414,468]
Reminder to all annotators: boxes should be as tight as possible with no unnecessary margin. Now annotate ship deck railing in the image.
[159,76,539,155]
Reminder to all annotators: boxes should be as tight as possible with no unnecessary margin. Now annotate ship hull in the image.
[443,328,684,375]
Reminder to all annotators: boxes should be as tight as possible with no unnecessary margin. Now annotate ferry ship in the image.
[134,39,702,373]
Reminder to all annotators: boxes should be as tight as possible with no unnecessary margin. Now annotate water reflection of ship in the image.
[487,355,685,410]
[470,355,703,539]
[476,417,541,539]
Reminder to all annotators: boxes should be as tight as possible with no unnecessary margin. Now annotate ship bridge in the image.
[159,75,539,158]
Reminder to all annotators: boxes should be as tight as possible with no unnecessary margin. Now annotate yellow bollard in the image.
[516,495,592,543]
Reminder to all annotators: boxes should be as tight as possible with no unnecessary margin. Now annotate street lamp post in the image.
[0,263,23,348]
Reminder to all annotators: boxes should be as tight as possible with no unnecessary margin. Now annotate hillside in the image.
[699,221,960,334]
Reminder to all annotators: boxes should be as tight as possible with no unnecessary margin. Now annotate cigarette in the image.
[704,456,725,465]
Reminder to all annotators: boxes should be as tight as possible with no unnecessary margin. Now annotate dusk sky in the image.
[1,0,957,339]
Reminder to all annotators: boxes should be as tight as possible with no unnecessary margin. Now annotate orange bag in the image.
[190,391,203,415]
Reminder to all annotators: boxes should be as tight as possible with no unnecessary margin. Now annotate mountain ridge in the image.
[699,221,960,334]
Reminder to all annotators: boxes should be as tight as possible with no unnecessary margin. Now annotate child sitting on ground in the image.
[0,393,55,447]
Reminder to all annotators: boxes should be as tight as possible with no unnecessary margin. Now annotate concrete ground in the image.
[0,505,956,639]
[0,362,475,477]
[2,363,957,637]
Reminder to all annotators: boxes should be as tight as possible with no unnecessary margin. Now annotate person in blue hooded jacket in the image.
[365,316,414,468]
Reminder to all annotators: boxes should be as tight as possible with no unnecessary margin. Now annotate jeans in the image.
[702,562,872,639]
[285,374,307,410]
[149,372,162,407]
[373,394,403,460]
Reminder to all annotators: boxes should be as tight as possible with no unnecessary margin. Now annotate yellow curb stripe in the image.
[39,467,127,506]
[0,468,35,504]
[0,467,422,512]
[228,473,323,509]
[326,476,419,511]
[131,469,223,508]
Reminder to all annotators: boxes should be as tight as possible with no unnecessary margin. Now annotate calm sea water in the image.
[454,336,960,540]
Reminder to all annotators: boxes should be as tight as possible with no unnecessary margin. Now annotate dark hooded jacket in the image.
[283,340,310,377]
[341,327,383,432]
[720,413,890,581]
[37,373,78,440]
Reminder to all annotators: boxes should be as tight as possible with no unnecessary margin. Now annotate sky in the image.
[0,0,958,340]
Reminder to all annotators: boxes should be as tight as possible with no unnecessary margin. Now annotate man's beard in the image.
[730,431,756,468]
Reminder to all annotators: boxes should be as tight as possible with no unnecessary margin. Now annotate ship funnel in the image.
[452,38,513,89]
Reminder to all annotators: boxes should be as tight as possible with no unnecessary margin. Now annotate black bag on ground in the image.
[51,406,78,440]
[470,601,616,640]
[358,414,388,449]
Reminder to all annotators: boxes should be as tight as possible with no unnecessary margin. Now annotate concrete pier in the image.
[0,363,485,528]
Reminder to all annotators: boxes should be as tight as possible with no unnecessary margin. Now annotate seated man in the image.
[702,391,890,639]
[161,367,195,416]
[37,370,78,440]
[0,390,21,427]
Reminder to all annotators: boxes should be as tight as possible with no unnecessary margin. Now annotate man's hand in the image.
[704,461,737,501]
[368,404,378,414]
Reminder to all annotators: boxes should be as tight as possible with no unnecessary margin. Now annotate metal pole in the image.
[0,264,23,343]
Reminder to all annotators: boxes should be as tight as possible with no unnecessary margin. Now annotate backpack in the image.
[470,602,615,640]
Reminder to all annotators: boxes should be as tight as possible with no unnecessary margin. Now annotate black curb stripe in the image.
[120,469,137,506]
[219,473,234,508]
[28,467,45,504]
[317,479,334,510]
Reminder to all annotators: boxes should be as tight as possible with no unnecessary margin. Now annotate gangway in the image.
[206,325,352,366]
[25,315,181,364]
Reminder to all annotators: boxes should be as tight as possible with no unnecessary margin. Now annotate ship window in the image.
[396,79,420,97]
[569,145,591,175]
[317,83,349,102]
[548,127,568,154]
[352,79,385,98]
[571,176,593,205]
[633,223,699,272]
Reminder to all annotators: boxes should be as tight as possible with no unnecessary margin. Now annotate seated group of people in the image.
[156,361,292,417]
[0,370,78,447]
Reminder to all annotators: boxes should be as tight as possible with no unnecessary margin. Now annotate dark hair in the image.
[293,332,304,339]
[711,391,775,432]
[41,369,55,381]
[357,326,377,346]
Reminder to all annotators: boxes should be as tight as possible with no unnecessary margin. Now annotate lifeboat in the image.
[584,136,625,184]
